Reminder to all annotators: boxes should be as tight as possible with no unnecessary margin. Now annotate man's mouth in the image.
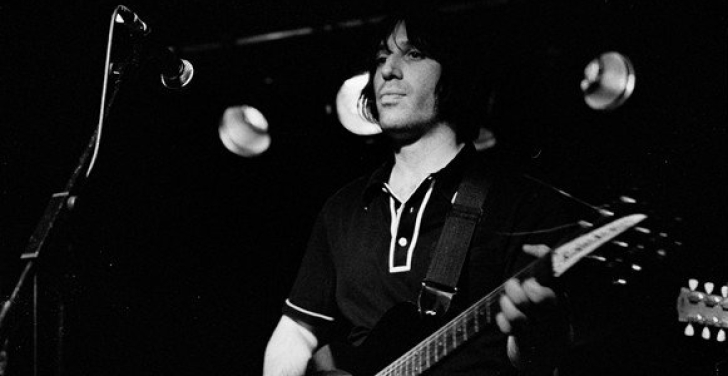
[379,93,405,105]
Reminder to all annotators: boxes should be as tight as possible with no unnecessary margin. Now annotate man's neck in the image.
[388,124,464,201]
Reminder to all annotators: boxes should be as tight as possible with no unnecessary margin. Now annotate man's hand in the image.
[495,245,570,372]
[496,244,555,335]
[495,276,557,336]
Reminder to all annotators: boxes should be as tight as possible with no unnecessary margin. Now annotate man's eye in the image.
[407,50,424,59]
[375,54,388,65]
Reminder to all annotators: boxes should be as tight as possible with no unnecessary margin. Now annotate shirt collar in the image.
[362,142,477,204]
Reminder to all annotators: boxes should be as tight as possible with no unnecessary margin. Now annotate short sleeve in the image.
[282,206,338,336]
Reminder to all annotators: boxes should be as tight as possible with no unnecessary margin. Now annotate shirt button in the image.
[398,237,408,247]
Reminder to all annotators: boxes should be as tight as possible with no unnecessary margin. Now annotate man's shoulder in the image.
[320,173,374,212]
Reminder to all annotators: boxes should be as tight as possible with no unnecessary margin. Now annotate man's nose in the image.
[380,55,403,80]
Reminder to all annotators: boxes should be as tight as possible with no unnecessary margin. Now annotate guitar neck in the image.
[375,284,505,376]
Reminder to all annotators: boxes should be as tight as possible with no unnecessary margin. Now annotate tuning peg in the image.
[705,282,715,294]
[612,277,628,286]
[685,323,695,337]
[718,329,726,343]
[721,285,727,298]
[702,327,711,340]
[619,196,637,204]
[689,279,698,291]
[611,240,629,248]
[703,293,722,307]
[586,255,607,262]
[631,264,642,271]
[687,290,704,304]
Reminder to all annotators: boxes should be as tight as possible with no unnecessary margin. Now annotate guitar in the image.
[318,197,677,375]
[675,279,728,375]
[676,278,728,342]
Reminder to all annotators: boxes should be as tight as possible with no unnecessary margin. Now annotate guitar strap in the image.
[418,161,490,317]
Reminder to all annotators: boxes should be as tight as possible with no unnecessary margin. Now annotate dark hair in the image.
[358,7,484,142]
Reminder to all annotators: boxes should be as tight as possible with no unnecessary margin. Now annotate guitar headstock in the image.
[677,278,728,342]
[551,195,680,285]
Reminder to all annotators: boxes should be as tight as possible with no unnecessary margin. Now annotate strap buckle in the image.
[418,281,457,317]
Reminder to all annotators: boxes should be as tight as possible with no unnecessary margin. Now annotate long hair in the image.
[358,7,484,142]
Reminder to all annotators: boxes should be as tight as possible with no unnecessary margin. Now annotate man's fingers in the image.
[495,311,511,335]
[497,295,527,335]
[503,278,529,307]
[522,278,556,306]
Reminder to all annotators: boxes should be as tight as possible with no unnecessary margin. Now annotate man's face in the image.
[374,22,442,136]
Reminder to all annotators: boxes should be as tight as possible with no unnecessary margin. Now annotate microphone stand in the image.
[0,6,139,375]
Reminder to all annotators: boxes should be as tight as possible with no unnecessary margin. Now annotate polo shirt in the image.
[283,144,574,375]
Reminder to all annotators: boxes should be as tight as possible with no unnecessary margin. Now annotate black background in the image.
[1,0,725,375]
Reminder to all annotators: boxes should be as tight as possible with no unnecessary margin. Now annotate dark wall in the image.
[1,1,725,375]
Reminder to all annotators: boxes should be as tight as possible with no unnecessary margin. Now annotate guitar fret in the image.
[413,351,418,374]
[462,316,468,341]
[377,291,507,376]
[437,336,443,361]
[449,327,455,351]
[450,325,455,346]
[458,318,465,340]
[425,341,430,369]
[424,347,430,372]
[485,297,492,324]
[472,308,479,332]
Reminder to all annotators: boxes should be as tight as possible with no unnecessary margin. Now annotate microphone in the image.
[115,5,194,89]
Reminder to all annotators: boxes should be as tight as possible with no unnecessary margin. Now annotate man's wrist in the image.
[506,311,573,373]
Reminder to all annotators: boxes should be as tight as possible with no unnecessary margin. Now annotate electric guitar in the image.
[675,278,728,375]
[316,197,677,375]
[677,278,728,342]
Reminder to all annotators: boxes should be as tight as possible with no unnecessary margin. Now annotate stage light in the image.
[218,105,271,157]
[581,52,635,111]
[335,72,381,136]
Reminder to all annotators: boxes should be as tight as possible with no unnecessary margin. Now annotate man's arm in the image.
[263,315,319,376]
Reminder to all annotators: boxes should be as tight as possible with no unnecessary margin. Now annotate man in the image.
[264,9,573,376]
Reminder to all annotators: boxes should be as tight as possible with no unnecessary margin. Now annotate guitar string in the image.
[495,221,582,236]
[379,259,543,375]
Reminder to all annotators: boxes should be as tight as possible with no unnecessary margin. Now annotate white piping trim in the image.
[285,299,335,322]
[388,197,406,272]
[386,180,436,273]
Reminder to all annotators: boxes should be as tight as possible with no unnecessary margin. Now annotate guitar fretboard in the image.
[375,284,506,376]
